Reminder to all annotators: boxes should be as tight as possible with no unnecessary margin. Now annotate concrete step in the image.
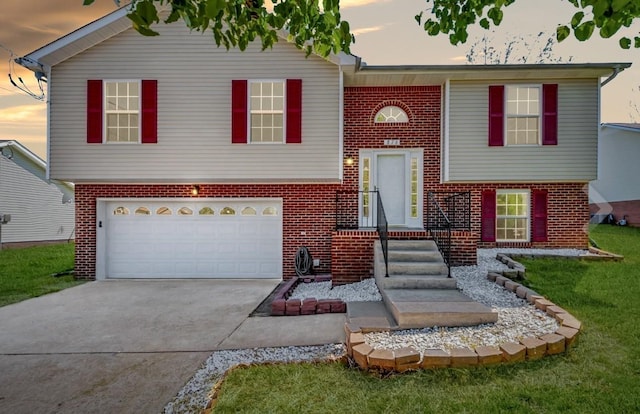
[388,249,444,262]
[388,261,449,276]
[387,240,438,251]
[377,275,457,290]
[346,301,397,332]
[381,289,498,329]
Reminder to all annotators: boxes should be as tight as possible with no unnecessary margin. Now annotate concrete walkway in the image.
[0,280,345,414]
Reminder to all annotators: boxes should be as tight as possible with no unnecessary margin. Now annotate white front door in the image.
[359,149,423,228]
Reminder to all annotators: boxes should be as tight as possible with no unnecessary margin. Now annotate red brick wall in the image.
[74,183,339,280]
[590,200,640,227]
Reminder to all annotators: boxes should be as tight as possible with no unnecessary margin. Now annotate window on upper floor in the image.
[250,81,284,143]
[232,79,302,144]
[488,84,557,147]
[374,105,409,123]
[87,79,157,144]
[506,86,540,145]
[105,81,140,143]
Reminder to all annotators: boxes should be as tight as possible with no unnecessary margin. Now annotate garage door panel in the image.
[104,199,282,279]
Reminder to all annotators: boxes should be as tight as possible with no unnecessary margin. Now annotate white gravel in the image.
[164,248,585,413]
[289,277,382,302]
[163,344,345,414]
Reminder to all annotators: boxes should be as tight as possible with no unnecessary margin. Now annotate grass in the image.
[212,225,640,413]
[0,243,82,307]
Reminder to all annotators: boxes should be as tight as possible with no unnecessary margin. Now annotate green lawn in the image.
[0,243,82,307]
[212,225,640,413]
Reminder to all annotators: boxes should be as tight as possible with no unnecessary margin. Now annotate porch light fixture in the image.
[190,185,200,196]
[344,155,354,166]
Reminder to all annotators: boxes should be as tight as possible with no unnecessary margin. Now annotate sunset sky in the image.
[1,0,638,160]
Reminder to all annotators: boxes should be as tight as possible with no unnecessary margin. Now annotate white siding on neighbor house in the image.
[49,23,341,183]
[446,79,599,182]
[590,126,640,203]
[0,155,75,244]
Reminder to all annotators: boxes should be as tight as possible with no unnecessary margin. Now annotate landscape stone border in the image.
[270,275,346,316]
[344,251,588,373]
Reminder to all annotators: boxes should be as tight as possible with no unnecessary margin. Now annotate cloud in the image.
[449,55,468,62]
[0,104,46,124]
[352,25,385,36]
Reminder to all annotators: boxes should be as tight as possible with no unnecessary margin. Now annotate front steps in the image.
[350,240,498,330]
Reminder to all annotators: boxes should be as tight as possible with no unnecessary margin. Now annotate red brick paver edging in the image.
[345,269,582,373]
[270,276,346,316]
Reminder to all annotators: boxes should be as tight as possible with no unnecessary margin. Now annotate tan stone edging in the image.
[344,275,582,372]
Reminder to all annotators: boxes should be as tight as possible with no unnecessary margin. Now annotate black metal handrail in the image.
[375,191,389,277]
[427,192,452,277]
[335,190,389,277]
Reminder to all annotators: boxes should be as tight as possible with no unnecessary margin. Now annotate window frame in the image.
[374,105,409,123]
[103,79,142,144]
[495,189,530,242]
[504,84,542,147]
[247,79,286,144]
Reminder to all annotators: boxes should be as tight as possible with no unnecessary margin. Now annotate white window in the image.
[250,81,284,143]
[375,105,408,123]
[105,81,140,143]
[506,86,540,145]
[496,190,529,241]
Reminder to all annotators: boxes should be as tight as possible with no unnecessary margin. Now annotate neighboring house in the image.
[590,123,640,226]
[0,140,74,247]
[16,7,630,282]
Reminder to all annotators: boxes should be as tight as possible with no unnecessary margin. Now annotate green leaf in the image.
[83,0,95,5]
[620,37,631,48]
[424,20,441,36]
[557,25,570,42]
[574,21,595,41]
[480,18,490,29]
[487,7,503,25]
[612,0,631,13]
[635,36,640,48]
[600,19,623,38]
[415,12,423,25]
[205,0,226,20]
[571,11,584,29]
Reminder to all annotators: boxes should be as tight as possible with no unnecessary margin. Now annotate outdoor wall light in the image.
[191,185,200,196]
[344,155,354,166]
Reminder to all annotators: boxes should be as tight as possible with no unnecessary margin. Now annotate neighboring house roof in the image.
[0,140,74,198]
[602,123,640,133]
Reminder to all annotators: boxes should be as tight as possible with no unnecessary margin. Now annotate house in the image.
[590,123,640,226]
[16,7,630,282]
[0,140,75,247]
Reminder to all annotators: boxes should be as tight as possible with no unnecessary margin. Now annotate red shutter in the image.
[286,79,302,144]
[488,85,504,147]
[532,189,548,242]
[87,80,103,144]
[481,189,497,242]
[141,80,157,144]
[542,84,558,145]
[231,80,248,144]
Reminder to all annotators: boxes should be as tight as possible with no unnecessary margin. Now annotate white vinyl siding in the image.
[48,23,340,183]
[0,154,75,244]
[446,79,599,182]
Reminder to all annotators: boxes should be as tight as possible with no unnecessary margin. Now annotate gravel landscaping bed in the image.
[164,248,585,413]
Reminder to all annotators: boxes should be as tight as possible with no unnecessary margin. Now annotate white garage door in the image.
[100,199,282,279]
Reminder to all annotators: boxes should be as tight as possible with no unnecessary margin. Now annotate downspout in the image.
[45,65,51,180]
[338,65,344,182]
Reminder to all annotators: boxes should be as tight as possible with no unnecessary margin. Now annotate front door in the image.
[359,149,423,228]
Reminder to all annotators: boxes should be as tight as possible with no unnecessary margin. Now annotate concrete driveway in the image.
[0,280,344,413]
